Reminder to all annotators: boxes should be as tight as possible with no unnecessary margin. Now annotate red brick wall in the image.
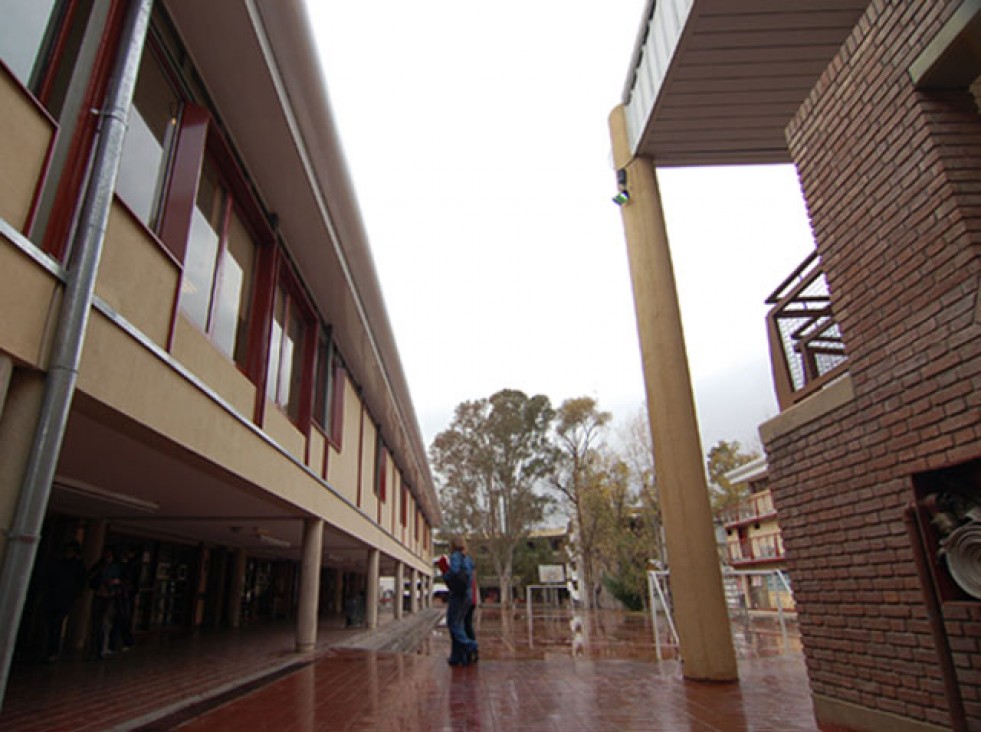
[768,0,981,728]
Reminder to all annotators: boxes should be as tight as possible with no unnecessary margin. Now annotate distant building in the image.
[721,458,794,614]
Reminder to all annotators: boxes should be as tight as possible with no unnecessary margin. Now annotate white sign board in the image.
[538,564,565,584]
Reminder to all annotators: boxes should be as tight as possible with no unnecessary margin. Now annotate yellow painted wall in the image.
[97,202,179,348]
[0,69,53,231]
[171,315,256,418]
[308,428,326,478]
[326,374,360,505]
[261,397,305,461]
[74,310,428,571]
[0,239,60,368]
[360,417,378,519]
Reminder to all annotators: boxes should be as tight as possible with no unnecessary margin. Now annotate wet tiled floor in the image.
[0,607,840,731]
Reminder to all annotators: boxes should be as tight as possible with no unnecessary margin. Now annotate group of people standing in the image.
[439,535,479,667]
[39,541,138,662]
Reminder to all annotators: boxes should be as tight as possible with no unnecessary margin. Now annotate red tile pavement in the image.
[176,647,825,732]
[0,607,845,732]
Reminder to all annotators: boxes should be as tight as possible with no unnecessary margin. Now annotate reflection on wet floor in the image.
[178,607,825,732]
[1,606,822,731]
[419,605,802,663]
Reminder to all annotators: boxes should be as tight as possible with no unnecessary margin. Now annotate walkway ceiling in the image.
[51,401,376,572]
[623,0,871,165]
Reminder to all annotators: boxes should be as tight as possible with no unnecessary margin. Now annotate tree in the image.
[430,389,556,608]
[706,439,760,518]
[552,397,611,609]
[618,407,663,563]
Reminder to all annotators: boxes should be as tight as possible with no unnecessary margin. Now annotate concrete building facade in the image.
[615,1,979,730]
[0,0,436,704]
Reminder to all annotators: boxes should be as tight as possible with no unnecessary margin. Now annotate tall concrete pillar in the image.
[423,575,431,609]
[609,105,737,682]
[410,568,419,614]
[296,518,323,652]
[227,548,247,628]
[365,548,380,629]
[394,562,404,620]
[68,518,107,651]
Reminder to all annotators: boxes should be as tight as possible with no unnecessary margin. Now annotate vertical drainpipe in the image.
[0,0,153,710]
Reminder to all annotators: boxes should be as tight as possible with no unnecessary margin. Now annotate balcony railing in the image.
[721,491,776,527]
[728,532,785,564]
[766,251,848,410]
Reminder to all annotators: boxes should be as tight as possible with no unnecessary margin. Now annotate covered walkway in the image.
[0,607,852,731]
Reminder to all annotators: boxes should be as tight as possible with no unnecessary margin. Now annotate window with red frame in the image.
[0,1,92,119]
[179,154,257,368]
[400,484,408,527]
[374,439,387,503]
[266,277,311,424]
[313,330,344,444]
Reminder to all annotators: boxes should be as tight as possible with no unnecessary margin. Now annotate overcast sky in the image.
[305,3,816,455]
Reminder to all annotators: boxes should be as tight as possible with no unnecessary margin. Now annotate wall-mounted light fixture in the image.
[612,168,630,206]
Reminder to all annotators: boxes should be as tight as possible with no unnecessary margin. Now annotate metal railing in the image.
[766,251,848,410]
[727,532,785,564]
[721,491,776,526]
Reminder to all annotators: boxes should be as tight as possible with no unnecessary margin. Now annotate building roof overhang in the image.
[161,0,439,525]
[620,0,871,166]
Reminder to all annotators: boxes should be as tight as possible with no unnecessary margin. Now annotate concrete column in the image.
[0,368,45,570]
[0,355,13,418]
[410,568,419,614]
[365,548,380,629]
[333,568,344,616]
[423,575,431,609]
[68,518,107,651]
[296,518,323,652]
[394,562,404,620]
[227,548,247,628]
[609,104,737,682]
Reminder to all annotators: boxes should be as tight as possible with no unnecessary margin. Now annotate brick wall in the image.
[768,0,981,728]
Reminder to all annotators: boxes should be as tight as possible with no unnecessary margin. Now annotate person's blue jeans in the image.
[447,595,476,664]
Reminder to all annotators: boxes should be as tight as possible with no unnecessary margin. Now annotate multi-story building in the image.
[721,457,794,614]
[613,1,979,730]
[0,0,437,700]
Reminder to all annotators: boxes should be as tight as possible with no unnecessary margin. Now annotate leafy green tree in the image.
[430,389,556,607]
[552,397,611,609]
[706,439,760,517]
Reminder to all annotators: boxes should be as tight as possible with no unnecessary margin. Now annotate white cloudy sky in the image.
[305,2,816,454]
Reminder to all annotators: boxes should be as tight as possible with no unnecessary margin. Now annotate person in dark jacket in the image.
[41,540,86,662]
[441,536,478,666]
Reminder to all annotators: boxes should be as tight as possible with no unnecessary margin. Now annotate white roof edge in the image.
[724,455,768,485]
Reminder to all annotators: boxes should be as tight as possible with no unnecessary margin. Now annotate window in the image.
[312,329,343,441]
[374,439,387,503]
[179,154,257,367]
[115,46,180,229]
[266,279,308,423]
[113,12,269,375]
[400,484,408,527]
[0,0,86,116]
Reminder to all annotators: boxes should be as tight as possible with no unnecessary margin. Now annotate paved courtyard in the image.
[0,607,844,731]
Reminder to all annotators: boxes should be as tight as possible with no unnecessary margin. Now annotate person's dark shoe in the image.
[468,648,479,664]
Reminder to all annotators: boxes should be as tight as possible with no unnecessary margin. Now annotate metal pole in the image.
[648,570,662,661]
[0,0,153,709]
